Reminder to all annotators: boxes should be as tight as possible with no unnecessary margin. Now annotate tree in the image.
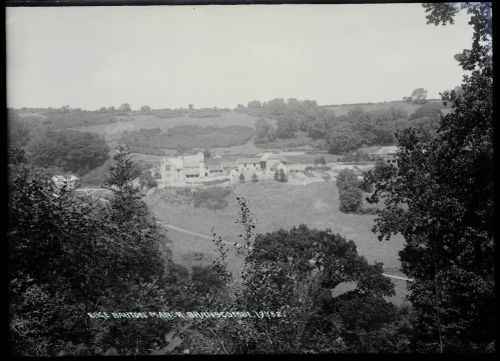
[8,146,172,355]
[363,3,493,352]
[327,131,364,154]
[234,224,398,353]
[139,170,158,189]
[247,100,261,108]
[119,103,131,112]
[274,169,287,183]
[103,145,147,221]
[251,173,258,183]
[411,88,428,104]
[265,98,286,116]
[339,186,362,213]
[255,119,276,144]
[203,149,211,160]
[141,105,151,113]
[314,156,326,165]
[275,116,297,139]
[239,173,245,183]
[336,168,359,190]
[26,130,110,176]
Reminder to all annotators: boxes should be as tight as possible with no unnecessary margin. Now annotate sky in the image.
[6,4,474,110]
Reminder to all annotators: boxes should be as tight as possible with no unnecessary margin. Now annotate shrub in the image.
[314,156,326,165]
[274,169,288,182]
[339,186,363,213]
[339,151,371,163]
[239,173,245,183]
[192,187,232,210]
[139,170,158,189]
[251,173,258,183]
[201,178,230,186]
[359,180,374,193]
[336,168,359,190]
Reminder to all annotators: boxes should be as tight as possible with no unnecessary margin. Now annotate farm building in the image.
[259,153,289,173]
[237,157,261,172]
[369,146,400,166]
[159,151,207,184]
[206,158,224,176]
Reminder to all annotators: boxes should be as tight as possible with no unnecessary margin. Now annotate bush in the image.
[251,173,258,183]
[139,170,158,189]
[336,168,360,190]
[192,187,232,210]
[201,178,230,186]
[339,151,371,163]
[239,173,245,183]
[26,129,110,176]
[274,169,288,182]
[339,186,363,213]
[314,156,326,165]
[359,180,373,193]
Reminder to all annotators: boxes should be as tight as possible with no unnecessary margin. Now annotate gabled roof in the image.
[237,157,261,164]
[183,152,204,168]
[376,146,400,155]
[206,158,223,166]
[260,153,288,163]
[183,159,201,168]
[165,157,183,170]
[206,158,223,171]
[270,162,286,171]
[222,159,238,168]
[184,168,200,176]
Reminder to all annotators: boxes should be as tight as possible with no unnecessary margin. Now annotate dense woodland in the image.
[246,98,443,153]
[7,3,494,355]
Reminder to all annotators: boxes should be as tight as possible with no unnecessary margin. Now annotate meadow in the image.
[72,111,275,139]
[145,180,409,306]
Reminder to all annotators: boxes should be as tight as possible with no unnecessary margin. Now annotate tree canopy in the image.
[362,2,493,352]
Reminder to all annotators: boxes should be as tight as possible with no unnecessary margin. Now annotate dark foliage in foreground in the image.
[362,2,493,352]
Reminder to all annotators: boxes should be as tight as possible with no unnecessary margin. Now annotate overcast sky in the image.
[7,4,473,110]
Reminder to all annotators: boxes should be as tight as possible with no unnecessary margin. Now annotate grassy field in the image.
[145,180,409,306]
[72,111,274,139]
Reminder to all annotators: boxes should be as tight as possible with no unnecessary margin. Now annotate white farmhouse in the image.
[369,146,400,166]
[259,153,288,174]
[159,151,206,185]
[237,157,261,173]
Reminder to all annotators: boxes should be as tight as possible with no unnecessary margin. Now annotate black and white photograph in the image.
[6,1,494,355]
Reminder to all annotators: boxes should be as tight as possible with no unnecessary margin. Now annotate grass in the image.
[145,180,409,306]
[122,125,255,153]
[256,131,324,151]
[72,111,270,138]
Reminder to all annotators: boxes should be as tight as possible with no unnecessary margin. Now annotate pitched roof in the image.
[184,159,201,168]
[237,157,261,164]
[206,158,223,166]
[222,160,238,168]
[165,157,183,170]
[184,168,200,176]
[205,158,222,170]
[376,146,400,155]
[260,153,288,163]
